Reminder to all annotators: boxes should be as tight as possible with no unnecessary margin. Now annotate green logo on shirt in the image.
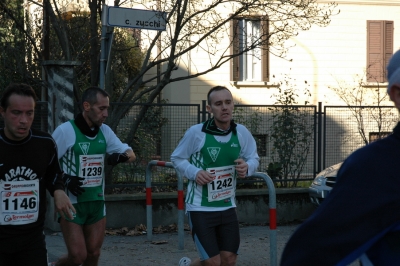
[207,147,220,162]
[79,142,90,155]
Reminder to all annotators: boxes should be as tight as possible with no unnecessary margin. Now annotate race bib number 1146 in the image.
[0,180,39,225]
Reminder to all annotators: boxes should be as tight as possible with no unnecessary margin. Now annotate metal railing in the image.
[145,160,185,250]
[252,172,277,266]
[144,161,277,264]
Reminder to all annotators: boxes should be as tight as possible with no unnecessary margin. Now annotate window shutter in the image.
[230,19,240,81]
[261,18,269,82]
[367,20,393,82]
[384,21,394,80]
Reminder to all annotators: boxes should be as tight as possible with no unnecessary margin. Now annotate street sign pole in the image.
[100,5,111,90]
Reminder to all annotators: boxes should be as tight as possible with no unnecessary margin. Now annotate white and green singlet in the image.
[187,132,240,208]
[52,120,131,204]
[171,123,259,212]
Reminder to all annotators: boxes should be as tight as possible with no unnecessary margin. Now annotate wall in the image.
[161,1,400,106]
[45,188,316,231]
[104,188,315,229]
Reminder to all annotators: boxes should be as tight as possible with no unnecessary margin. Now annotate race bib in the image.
[79,154,104,187]
[0,180,39,225]
[206,165,235,202]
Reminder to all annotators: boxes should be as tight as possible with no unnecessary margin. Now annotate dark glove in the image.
[63,174,85,196]
[107,152,130,166]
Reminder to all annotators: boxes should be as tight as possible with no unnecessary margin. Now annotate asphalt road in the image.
[46,224,298,266]
[46,223,360,266]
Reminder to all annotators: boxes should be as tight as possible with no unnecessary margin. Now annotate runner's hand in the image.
[107,152,130,166]
[63,174,85,196]
[195,170,214,185]
[54,190,76,220]
[234,158,248,178]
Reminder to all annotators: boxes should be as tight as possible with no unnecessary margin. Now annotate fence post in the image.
[42,60,80,232]
[201,100,207,122]
[145,160,185,250]
[251,172,277,266]
[317,102,323,173]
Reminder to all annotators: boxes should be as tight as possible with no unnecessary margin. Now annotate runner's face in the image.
[207,89,234,130]
[84,93,109,128]
[0,94,35,141]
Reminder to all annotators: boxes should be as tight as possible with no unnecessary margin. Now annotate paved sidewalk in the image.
[46,224,299,266]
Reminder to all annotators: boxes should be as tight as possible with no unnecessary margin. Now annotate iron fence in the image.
[1,101,398,188]
[233,104,316,187]
[107,103,201,191]
[323,106,399,168]
[107,102,317,189]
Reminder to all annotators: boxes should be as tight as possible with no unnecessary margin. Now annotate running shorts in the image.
[64,200,106,225]
[188,208,240,260]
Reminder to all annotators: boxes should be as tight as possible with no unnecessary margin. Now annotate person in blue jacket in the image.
[280,50,400,266]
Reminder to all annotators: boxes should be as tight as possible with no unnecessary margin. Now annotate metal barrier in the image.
[145,164,277,262]
[145,160,185,250]
[252,172,277,266]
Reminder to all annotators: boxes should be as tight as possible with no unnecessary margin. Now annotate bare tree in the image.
[0,1,42,89]
[329,72,397,145]
[1,0,338,142]
[107,0,338,143]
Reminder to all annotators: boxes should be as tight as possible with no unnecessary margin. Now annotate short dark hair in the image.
[81,86,109,107]
[207,86,232,105]
[0,83,38,110]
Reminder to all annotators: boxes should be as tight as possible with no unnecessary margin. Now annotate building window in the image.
[369,132,391,143]
[366,20,393,83]
[230,17,269,82]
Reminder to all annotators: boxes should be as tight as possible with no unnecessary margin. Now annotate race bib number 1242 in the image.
[206,165,235,202]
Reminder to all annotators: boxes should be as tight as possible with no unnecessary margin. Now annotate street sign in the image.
[105,6,167,31]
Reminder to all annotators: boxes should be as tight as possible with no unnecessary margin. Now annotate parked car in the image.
[309,162,342,206]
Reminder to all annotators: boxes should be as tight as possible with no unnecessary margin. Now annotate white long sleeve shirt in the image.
[171,123,259,211]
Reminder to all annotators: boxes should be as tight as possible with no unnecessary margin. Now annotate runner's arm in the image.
[171,125,204,180]
[237,125,259,176]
